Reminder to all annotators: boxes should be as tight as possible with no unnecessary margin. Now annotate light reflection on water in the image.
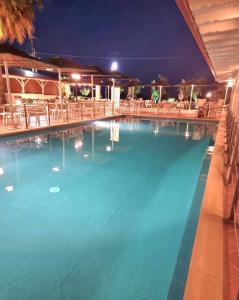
[0,118,217,194]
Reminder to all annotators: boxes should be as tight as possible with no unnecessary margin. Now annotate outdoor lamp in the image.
[227,80,234,88]
[71,73,81,80]
[206,92,212,98]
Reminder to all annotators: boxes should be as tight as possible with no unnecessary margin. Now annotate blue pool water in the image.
[0,118,217,300]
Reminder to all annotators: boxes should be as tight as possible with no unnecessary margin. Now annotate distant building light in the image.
[71,73,81,80]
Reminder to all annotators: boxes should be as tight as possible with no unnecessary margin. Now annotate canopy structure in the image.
[176,0,239,82]
[47,59,135,99]
[148,79,171,102]
[148,79,170,87]
[46,57,97,74]
[120,79,143,87]
[0,44,57,126]
[0,44,56,70]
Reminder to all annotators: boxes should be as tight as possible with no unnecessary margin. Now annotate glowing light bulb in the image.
[227,80,234,87]
[71,73,81,80]
[206,92,212,98]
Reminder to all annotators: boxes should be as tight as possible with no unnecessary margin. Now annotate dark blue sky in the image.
[32,0,214,84]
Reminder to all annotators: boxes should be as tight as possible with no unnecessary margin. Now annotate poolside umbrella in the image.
[121,79,143,98]
[148,79,170,102]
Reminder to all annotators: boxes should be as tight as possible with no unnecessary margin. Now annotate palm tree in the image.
[0,0,42,44]
[0,0,42,103]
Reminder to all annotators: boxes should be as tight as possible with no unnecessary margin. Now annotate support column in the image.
[112,79,115,101]
[189,85,194,110]
[58,68,63,119]
[0,66,5,104]
[4,60,14,126]
[91,75,94,99]
[95,85,101,100]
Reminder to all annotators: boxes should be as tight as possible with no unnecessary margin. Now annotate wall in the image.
[2,76,59,98]
[229,75,239,121]
[44,81,58,95]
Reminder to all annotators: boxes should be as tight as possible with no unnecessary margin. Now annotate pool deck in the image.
[184,118,224,300]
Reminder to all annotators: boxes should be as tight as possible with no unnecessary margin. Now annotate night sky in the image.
[31,0,214,84]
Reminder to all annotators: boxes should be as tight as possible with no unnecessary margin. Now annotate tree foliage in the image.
[80,87,91,97]
[0,0,42,44]
[178,78,207,100]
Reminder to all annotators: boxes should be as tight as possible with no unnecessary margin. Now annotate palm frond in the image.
[0,0,42,44]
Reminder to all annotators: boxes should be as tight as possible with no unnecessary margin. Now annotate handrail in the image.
[233,204,239,257]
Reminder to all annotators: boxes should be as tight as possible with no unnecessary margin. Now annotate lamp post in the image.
[159,85,162,102]
[110,61,118,111]
[3,59,14,126]
[91,75,94,99]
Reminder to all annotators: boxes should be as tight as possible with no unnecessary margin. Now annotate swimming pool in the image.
[0,118,217,300]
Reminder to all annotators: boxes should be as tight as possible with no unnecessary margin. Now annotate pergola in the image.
[47,57,101,99]
[59,63,136,100]
[0,43,57,125]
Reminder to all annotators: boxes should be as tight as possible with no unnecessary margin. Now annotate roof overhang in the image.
[176,0,239,82]
[0,44,56,71]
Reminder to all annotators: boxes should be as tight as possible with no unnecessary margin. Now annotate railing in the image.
[224,108,239,222]
[0,99,223,130]
[0,100,114,129]
[119,100,223,119]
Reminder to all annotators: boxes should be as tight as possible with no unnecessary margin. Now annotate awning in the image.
[176,0,239,82]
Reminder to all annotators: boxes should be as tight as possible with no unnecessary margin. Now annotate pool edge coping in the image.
[183,118,224,300]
